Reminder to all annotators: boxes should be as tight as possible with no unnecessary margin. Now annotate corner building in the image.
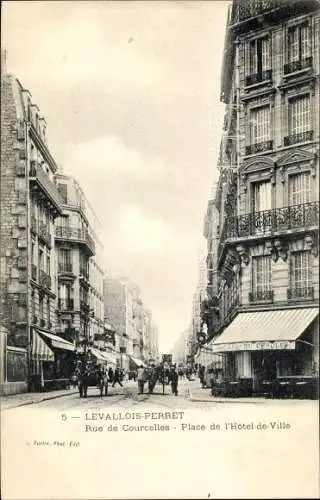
[207,0,319,397]
[1,62,69,394]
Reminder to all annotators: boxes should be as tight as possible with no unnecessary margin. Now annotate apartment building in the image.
[54,174,104,347]
[202,0,319,397]
[1,57,75,395]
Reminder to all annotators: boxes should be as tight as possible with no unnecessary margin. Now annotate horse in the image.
[78,365,108,398]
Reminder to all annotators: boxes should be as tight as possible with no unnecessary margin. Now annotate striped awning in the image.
[32,330,54,361]
[129,355,147,368]
[38,330,75,352]
[90,348,107,361]
[210,308,318,353]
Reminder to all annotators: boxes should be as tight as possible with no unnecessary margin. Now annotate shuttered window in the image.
[288,24,310,62]
[289,95,310,135]
[252,256,272,294]
[289,172,311,205]
[249,37,270,73]
[250,106,270,143]
[290,251,312,289]
[251,180,272,212]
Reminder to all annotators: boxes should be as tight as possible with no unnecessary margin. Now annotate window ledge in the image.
[244,79,272,91]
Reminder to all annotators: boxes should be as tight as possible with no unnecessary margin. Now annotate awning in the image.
[38,330,75,352]
[210,308,318,353]
[101,351,117,365]
[32,330,54,361]
[90,348,106,361]
[129,355,147,368]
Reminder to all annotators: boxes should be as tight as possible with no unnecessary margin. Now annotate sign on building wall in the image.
[211,341,296,353]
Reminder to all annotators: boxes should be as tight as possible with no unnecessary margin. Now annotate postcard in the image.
[1,1,319,499]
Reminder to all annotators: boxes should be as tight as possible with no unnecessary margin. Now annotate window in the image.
[249,37,270,74]
[252,256,272,296]
[289,95,310,136]
[39,296,44,319]
[46,255,51,276]
[290,251,311,288]
[57,183,68,204]
[289,172,311,205]
[288,23,310,63]
[251,180,271,212]
[38,248,44,271]
[250,106,270,144]
[58,248,71,272]
[47,298,51,326]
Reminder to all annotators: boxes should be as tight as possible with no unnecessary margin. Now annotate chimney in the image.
[1,49,8,74]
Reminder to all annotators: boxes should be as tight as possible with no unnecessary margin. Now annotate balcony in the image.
[284,57,313,75]
[284,130,313,147]
[58,298,74,311]
[245,140,273,156]
[218,202,319,262]
[249,290,274,303]
[31,264,37,281]
[29,162,63,215]
[287,287,314,301]
[58,262,73,274]
[245,69,272,87]
[55,226,95,256]
[39,269,52,290]
[38,223,52,248]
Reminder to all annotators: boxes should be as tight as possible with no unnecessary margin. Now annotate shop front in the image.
[31,328,76,391]
[210,308,319,399]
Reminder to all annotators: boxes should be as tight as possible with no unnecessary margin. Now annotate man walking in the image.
[137,365,145,394]
[112,367,123,388]
[148,364,157,394]
[170,365,179,396]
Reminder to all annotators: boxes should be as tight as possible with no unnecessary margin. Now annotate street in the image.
[2,377,317,412]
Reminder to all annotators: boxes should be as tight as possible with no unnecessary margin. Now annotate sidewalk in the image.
[1,387,78,411]
[187,380,315,404]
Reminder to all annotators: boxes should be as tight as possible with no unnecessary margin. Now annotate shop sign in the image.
[211,340,296,353]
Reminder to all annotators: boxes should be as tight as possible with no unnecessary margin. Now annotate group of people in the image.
[136,364,179,396]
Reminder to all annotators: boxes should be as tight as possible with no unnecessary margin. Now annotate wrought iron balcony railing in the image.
[249,290,274,303]
[58,298,74,310]
[39,269,52,290]
[245,69,272,86]
[284,56,313,75]
[31,264,37,281]
[58,262,73,273]
[245,140,273,155]
[231,0,286,24]
[218,202,319,262]
[29,162,63,214]
[287,287,314,300]
[55,226,95,256]
[284,130,313,146]
[224,202,319,239]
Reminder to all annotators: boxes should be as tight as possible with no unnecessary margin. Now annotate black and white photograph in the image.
[1,1,319,499]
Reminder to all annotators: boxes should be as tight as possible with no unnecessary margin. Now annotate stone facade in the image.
[1,62,64,394]
[201,0,319,394]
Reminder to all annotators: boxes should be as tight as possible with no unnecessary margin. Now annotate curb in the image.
[3,390,78,410]
[187,384,266,404]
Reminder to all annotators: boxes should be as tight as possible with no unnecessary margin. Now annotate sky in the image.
[2,0,229,352]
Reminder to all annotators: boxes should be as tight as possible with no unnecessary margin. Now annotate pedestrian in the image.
[137,365,145,394]
[112,367,123,388]
[170,365,179,396]
[108,367,114,384]
[148,364,157,394]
